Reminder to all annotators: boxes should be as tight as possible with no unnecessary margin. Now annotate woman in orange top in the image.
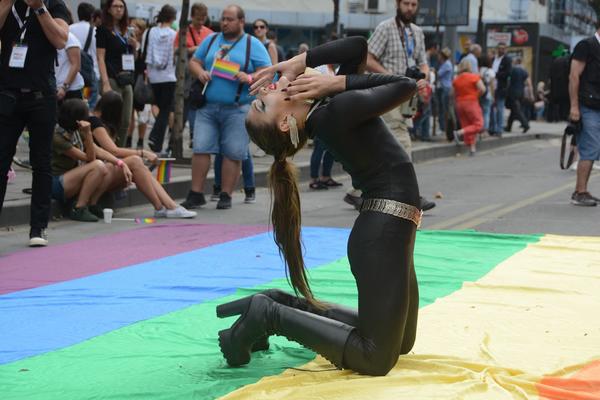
[452,58,486,155]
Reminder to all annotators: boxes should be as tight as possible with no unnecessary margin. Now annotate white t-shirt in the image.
[143,26,177,83]
[55,33,85,91]
[69,21,98,79]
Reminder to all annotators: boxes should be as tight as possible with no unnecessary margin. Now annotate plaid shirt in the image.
[368,18,427,76]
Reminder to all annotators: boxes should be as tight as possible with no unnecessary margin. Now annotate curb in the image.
[0,133,556,227]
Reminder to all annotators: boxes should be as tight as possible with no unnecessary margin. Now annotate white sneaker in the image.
[570,161,578,171]
[165,206,197,219]
[593,163,600,170]
[154,207,168,218]
[29,228,48,247]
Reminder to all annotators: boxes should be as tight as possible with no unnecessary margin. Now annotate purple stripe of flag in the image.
[0,223,268,295]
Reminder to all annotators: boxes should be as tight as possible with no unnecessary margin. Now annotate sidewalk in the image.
[1,120,564,227]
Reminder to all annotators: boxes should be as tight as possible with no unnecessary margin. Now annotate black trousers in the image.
[343,211,419,374]
[0,91,57,229]
[148,82,176,152]
[507,96,530,131]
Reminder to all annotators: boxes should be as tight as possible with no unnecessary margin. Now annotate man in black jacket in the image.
[491,42,512,136]
[0,0,69,246]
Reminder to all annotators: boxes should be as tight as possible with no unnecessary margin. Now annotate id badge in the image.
[122,54,135,71]
[9,45,28,69]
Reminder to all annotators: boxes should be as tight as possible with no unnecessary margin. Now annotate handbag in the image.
[116,71,134,87]
[134,74,154,105]
[187,33,218,110]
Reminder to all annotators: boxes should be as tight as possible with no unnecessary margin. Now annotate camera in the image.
[405,66,426,81]
[400,67,426,118]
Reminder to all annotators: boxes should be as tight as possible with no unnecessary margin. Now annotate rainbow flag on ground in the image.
[1,225,599,399]
[212,58,240,81]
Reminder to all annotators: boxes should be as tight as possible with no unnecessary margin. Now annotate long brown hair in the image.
[245,117,321,308]
[102,0,129,35]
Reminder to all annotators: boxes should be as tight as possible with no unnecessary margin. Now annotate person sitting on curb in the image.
[90,92,197,218]
[52,99,116,222]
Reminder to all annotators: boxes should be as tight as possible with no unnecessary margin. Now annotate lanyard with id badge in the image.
[9,5,31,69]
[114,29,134,71]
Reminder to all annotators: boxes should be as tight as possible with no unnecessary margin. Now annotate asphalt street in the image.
[1,137,598,253]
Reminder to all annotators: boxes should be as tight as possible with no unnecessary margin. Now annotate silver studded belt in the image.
[360,198,422,228]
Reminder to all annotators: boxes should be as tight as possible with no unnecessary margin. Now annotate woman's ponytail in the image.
[269,158,321,308]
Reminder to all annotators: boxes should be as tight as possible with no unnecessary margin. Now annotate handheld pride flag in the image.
[156,158,174,184]
[212,58,240,81]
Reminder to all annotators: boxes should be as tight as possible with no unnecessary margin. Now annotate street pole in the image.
[476,0,484,45]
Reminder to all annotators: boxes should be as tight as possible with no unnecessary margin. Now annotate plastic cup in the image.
[103,208,113,224]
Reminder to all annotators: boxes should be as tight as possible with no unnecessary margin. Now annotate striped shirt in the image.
[367,18,427,76]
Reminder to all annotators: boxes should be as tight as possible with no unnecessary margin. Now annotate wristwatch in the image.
[34,6,48,16]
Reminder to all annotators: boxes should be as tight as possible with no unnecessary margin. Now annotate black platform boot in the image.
[217,289,358,352]
[218,294,354,367]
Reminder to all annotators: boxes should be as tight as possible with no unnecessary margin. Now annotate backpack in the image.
[550,55,571,102]
[80,25,95,87]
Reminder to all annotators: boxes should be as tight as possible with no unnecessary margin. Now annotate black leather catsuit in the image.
[221,37,420,376]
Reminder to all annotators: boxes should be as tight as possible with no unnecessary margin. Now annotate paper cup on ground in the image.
[103,208,113,223]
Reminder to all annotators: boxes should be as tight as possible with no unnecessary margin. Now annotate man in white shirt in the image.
[69,2,98,108]
[463,44,481,73]
[55,32,85,101]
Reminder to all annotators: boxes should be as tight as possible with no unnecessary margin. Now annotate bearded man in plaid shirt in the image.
[362,0,436,212]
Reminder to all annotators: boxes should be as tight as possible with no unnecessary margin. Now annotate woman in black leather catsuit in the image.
[216,37,421,376]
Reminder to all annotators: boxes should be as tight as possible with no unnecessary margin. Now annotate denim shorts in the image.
[51,175,66,204]
[578,105,600,161]
[193,103,250,161]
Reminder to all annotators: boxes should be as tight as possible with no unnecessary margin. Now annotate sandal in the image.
[321,178,343,187]
[309,181,328,190]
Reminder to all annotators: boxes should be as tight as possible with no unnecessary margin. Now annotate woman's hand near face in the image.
[283,74,346,102]
[249,53,307,95]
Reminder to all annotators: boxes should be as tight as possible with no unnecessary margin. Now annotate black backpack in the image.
[550,55,571,103]
[80,25,95,87]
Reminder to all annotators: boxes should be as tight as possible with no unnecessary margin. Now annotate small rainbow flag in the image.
[212,58,240,81]
[156,159,172,184]
[134,217,156,224]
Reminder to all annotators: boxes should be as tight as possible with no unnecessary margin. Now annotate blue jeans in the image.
[578,105,600,161]
[437,86,450,131]
[492,96,506,134]
[413,105,431,140]
[310,138,334,179]
[88,78,99,110]
[480,97,492,131]
[213,150,255,189]
[193,103,250,160]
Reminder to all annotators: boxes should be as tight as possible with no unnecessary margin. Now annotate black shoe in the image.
[29,228,48,247]
[136,139,144,150]
[309,181,329,190]
[125,137,132,148]
[504,126,512,133]
[70,206,99,222]
[211,185,221,201]
[180,191,206,209]
[216,192,232,209]
[244,187,256,204]
[343,193,363,211]
[148,138,161,153]
[420,196,436,211]
[218,294,353,368]
[571,191,597,207]
[522,126,530,133]
[88,204,104,219]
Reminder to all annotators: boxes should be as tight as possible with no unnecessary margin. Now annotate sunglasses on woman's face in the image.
[253,25,266,30]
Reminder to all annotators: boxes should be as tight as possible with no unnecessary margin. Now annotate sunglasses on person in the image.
[253,25,266,30]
